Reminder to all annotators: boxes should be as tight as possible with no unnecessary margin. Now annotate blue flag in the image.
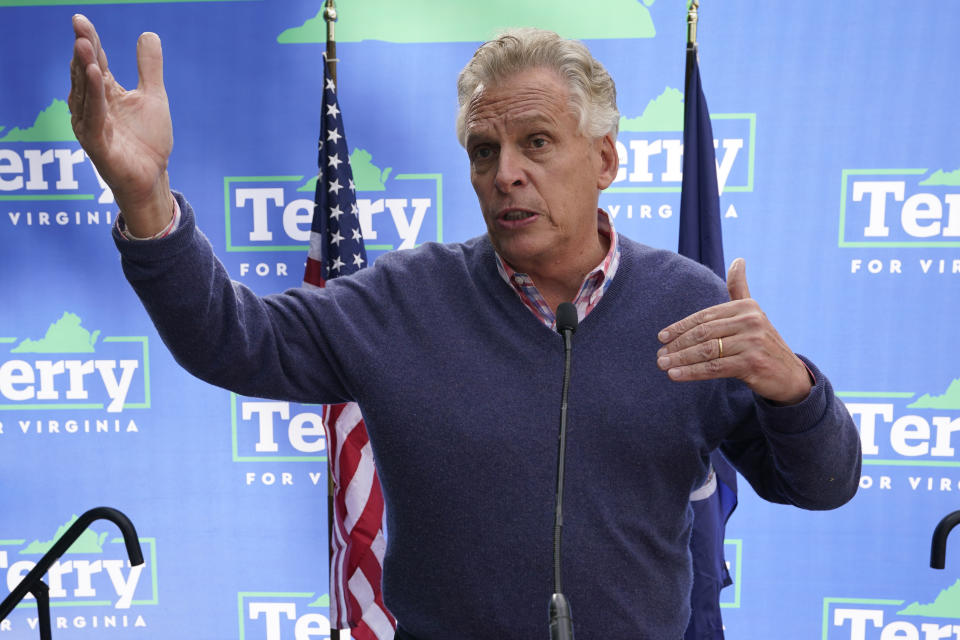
[679,49,739,640]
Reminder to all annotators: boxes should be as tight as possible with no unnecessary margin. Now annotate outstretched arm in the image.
[69,14,175,237]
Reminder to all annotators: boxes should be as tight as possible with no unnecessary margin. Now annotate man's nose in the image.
[494,147,527,192]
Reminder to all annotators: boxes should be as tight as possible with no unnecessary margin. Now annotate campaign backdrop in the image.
[1,1,958,638]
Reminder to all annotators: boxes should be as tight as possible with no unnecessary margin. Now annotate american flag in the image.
[302,57,396,640]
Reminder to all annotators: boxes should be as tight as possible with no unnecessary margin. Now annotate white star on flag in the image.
[330,229,344,246]
[327,103,341,119]
[329,204,343,220]
[325,78,335,92]
[350,203,359,215]
[329,153,343,169]
[329,179,342,195]
[351,228,363,242]
[352,253,365,268]
[349,178,356,192]
[330,255,344,272]
[327,128,343,144]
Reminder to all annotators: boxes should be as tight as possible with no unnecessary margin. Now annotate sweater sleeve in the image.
[719,355,862,510]
[113,192,375,405]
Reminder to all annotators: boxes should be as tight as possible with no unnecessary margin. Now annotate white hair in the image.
[456,27,620,146]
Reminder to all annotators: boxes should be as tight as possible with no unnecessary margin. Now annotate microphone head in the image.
[555,302,578,335]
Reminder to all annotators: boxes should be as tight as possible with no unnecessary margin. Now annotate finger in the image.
[69,39,87,115]
[70,17,95,88]
[136,32,165,93]
[656,312,746,356]
[726,257,751,301]
[662,355,736,383]
[657,300,742,345]
[657,334,730,372]
[78,61,107,138]
[70,36,97,107]
[72,14,109,74]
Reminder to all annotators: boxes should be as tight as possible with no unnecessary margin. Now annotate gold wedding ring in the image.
[717,337,723,359]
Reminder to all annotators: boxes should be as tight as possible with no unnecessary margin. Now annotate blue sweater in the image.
[116,195,861,639]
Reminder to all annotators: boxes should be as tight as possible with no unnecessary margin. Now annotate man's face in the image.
[464,68,617,273]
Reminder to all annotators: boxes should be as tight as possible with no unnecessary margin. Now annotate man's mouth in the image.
[499,209,536,221]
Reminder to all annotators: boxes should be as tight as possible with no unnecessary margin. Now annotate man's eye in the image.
[472,147,494,160]
[530,137,548,148]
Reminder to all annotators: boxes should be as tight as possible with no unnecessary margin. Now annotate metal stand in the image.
[0,507,144,640]
[931,510,960,569]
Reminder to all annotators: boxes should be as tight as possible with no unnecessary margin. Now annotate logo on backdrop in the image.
[841,377,960,492]
[238,592,331,640]
[223,149,443,281]
[0,100,117,231]
[0,516,157,633]
[839,167,960,276]
[277,0,657,44]
[824,579,960,639]
[231,394,328,488]
[0,312,149,436]
[602,87,755,239]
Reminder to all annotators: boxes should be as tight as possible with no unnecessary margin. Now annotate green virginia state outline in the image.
[619,87,684,132]
[908,377,960,410]
[298,149,392,193]
[919,168,960,186]
[897,578,960,619]
[279,0,656,44]
[11,312,100,354]
[20,516,107,555]
[0,100,76,143]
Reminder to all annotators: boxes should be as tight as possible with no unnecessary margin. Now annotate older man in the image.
[70,16,860,639]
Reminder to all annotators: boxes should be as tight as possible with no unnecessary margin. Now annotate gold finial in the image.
[323,0,337,23]
[324,0,337,41]
[687,0,699,47]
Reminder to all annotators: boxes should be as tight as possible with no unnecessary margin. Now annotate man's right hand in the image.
[69,14,175,237]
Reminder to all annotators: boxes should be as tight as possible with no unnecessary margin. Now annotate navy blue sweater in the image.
[116,195,861,639]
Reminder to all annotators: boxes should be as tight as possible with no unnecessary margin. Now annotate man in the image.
[69,16,860,639]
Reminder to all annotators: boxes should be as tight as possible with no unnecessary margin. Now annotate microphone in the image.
[549,302,577,640]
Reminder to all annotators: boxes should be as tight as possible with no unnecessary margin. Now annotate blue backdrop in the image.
[1,1,958,638]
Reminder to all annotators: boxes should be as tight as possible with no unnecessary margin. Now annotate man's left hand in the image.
[656,258,812,405]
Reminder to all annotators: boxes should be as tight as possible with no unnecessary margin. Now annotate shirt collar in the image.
[494,208,621,326]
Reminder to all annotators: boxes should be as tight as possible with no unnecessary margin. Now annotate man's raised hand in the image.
[656,258,813,405]
[69,14,174,237]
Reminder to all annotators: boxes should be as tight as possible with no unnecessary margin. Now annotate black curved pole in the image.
[931,510,960,569]
[0,507,144,639]
[28,582,50,640]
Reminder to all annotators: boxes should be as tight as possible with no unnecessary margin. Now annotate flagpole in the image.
[323,7,348,640]
[325,0,338,84]
[679,3,742,638]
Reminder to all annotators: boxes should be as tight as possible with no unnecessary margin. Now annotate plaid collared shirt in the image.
[494,209,620,328]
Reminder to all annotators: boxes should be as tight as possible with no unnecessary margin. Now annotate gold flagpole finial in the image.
[687,0,699,48]
[323,0,338,83]
[324,0,337,42]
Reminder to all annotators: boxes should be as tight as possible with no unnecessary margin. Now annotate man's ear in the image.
[596,133,619,190]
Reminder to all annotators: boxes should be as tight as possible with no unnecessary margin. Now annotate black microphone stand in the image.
[549,303,578,640]
[0,507,144,640]
[931,510,960,569]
